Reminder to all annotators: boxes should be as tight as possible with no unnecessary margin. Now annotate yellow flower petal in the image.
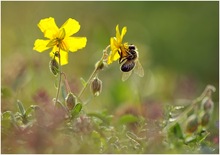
[113,51,120,61]
[61,18,80,37]
[46,38,57,48]
[38,17,59,39]
[108,37,120,64]
[108,25,128,64]
[112,37,119,49]
[60,40,69,52]
[59,50,68,65]
[33,39,51,52]
[110,37,117,51]
[108,49,120,64]
[57,28,66,40]
[34,17,87,65]
[64,37,87,52]
[50,48,68,66]
[121,26,127,41]
[49,46,59,58]
[115,25,121,43]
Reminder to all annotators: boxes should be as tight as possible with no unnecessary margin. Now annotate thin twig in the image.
[78,45,110,100]
[61,72,71,93]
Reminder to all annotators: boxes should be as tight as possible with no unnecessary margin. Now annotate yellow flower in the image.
[107,25,128,64]
[33,17,87,65]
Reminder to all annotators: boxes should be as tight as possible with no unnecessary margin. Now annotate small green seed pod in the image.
[49,59,59,76]
[65,93,76,110]
[201,97,214,113]
[90,77,102,96]
[186,114,199,133]
[201,112,210,126]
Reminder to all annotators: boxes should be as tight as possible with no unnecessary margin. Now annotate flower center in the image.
[46,28,68,51]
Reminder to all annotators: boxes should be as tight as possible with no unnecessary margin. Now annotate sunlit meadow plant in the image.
[33,17,87,65]
[1,17,217,154]
[34,17,146,123]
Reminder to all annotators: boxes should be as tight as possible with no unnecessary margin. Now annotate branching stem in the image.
[78,45,110,100]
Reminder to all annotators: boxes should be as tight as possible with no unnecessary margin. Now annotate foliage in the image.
[1,85,218,153]
[1,2,219,154]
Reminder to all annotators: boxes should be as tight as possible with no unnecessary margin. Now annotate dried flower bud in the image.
[49,59,59,76]
[201,97,214,113]
[65,93,76,110]
[186,114,199,133]
[201,112,210,126]
[90,77,102,96]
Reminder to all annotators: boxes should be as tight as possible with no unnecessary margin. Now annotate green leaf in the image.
[198,131,210,143]
[185,135,197,144]
[170,123,184,139]
[80,77,87,87]
[88,112,113,125]
[10,113,20,130]
[1,111,13,135]
[118,114,139,125]
[25,105,39,117]
[1,111,12,120]
[16,100,26,116]
[71,103,82,118]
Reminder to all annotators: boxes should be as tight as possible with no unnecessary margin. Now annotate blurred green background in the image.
[2,1,219,113]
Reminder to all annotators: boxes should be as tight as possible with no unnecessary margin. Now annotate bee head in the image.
[128,44,136,50]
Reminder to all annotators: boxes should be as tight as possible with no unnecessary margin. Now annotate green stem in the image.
[162,85,215,133]
[61,72,85,106]
[78,68,98,99]
[61,72,71,93]
[55,48,62,105]
[78,45,110,100]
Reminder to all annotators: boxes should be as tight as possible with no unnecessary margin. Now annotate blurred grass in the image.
[2,2,218,105]
[1,1,219,153]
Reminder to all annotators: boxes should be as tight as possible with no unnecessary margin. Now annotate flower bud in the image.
[186,114,199,133]
[201,112,210,126]
[54,51,60,58]
[49,59,59,76]
[65,93,76,110]
[90,77,102,96]
[201,97,214,113]
[95,60,106,71]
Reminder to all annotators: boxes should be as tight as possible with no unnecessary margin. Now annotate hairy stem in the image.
[55,48,62,105]
[61,72,71,93]
[78,45,110,100]
[78,67,98,99]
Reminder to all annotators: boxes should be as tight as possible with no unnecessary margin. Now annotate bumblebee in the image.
[118,44,144,81]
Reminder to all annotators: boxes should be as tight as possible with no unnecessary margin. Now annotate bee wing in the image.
[122,71,132,82]
[134,60,144,77]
